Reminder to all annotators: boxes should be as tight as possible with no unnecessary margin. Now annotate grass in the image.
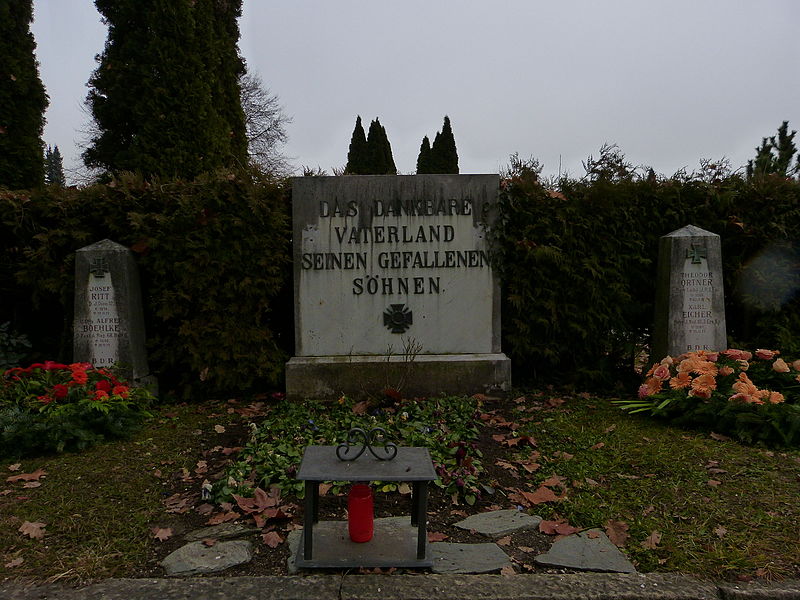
[0,393,798,582]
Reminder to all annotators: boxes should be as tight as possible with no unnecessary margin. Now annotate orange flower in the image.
[718,366,734,377]
[669,372,692,389]
[737,359,749,371]
[769,391,785,404]
[755,348,779,360]
[691,373,717,394]
[638,377,663,398]
[723,349,752,361]
[773,358,790,373]
[732,373,758,398]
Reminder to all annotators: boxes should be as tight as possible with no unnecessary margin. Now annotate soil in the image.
[134,395,577,577]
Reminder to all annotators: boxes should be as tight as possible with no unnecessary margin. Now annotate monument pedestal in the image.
[286,353,511,400]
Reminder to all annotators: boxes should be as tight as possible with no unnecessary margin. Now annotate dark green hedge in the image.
[0,170,291,397]
[492,154,800,389]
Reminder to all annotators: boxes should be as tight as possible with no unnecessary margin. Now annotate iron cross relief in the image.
[685,244,707,264]
[89,257,110,277]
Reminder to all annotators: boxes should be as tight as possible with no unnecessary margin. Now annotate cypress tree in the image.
[44,145,66,186]
[429,115,459,174]
[747,121,798,178]
[416,136,432,174]
[0,0,48,189]
[365,118,396,175]
[83,0,247,179]
[345,116,369,174]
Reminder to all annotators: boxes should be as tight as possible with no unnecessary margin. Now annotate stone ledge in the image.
[285,353,511,400]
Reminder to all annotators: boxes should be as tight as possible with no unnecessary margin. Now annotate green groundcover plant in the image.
[617,349,800,447]
[215,395,484,504]
[0,361,154,457]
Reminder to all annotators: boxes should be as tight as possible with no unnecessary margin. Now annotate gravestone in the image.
[286,175,511,399]
[73,239,153,387]
[652,224,727,360]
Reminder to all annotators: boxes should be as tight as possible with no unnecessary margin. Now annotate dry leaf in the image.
[707,479,722,487]
[427,531,449,542]
[19,521,46,539]
[22,481,41,489]
[518,546,535,553]
[496,535,512,546]
[587,530,600,539]
[641,530,662,550]
[604,520,630,547]
[214,425,226,434]
[8,463,21,472]
[714,526,727,538]
[540,475,567,489]
[584,478,600,487]
[539,520,578,536]
[318,483,333,496]
[351,400,368,415]
[709,432,731,442]
[262,531,284,548]
[5,557,23,568]
[642,505,655,516]
[195,503,215,515]
[202,538,217,547]
[206,511,240,525]
[603,425,617,434]
[397,482,412,495]
[6,469,46,483]
[152,527,173,541]
[521,486,560,505]
[553,451,573,460]
[500,565,516,576]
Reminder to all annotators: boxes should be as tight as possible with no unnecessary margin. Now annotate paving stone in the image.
[453,509,542,538]
[160,540,253,576]
[183,522,260,542]
[534,529,636,573]
[430,542,512,574]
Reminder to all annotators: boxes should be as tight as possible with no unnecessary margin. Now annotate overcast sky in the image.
[32,1,800,182]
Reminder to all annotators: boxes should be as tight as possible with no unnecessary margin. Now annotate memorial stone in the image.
[286,175,511,399]
[73,239,153,387]
[652,225,727,360]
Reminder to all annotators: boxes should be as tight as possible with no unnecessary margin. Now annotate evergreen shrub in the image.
[0,170,291,397]
[493,151,800,389]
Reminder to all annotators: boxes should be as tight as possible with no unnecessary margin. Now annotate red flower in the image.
[94,390,109,400]
[72,371,88,385]
[38,394,54,405]
[111,385,129,398]
[43,361,67,371]
[53,384,69,399]
[95,379,112,393]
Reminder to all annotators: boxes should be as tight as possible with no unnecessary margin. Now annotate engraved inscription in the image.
[76,273,125,367]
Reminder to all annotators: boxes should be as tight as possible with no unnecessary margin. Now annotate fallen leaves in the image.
[714,525,727,538]
[261,531,284,548]
[539,520,579,536]
[163,492,196,514]
[427,531,449,542]
[19,521,46,540]
[6,469,46,484]
[206,511,240,525]
[4,557,24,568]
[604,520,630,547]
[213,424,226,434]
[152,527,173,541]
[641,530,662,550]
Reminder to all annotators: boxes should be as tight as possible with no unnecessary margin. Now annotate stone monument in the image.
[73,239,153,388]
[286,175,511,399]
[652,224,727,360]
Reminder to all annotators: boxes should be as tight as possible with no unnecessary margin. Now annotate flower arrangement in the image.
[617,349,800,447]
[0,361,154,457]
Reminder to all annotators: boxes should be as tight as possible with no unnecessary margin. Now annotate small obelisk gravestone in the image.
[73,239,153,387]
[652,225,727,360]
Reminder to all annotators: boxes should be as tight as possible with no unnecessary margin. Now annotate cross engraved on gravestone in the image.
[89,257,110,277]
[383,304,413,334]
[685,244,707,264]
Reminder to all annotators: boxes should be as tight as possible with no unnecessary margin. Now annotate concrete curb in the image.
[2,574,800,600]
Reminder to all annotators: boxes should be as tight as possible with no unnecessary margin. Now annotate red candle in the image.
[347,484,374,542]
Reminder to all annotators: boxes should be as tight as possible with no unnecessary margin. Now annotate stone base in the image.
[285,353,511,400]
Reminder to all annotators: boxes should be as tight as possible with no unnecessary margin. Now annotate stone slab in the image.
[718,580,800,599]
[0,574,766,600]
[429,542,511,574]
[159,540,253,576]
[183,522,260,542]
[652,224,727,359]
[286,353,510,400]
[454,509,542,538]
[534,529,636,574]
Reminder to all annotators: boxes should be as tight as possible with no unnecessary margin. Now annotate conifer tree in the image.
[0,0,48,189]
[747,121,798,178]
[345,116,369,174]
[429,115,459,174]
[365,118,396,175]
[416,136,432,174]
[83,0,247,179]
[44,145,66,186]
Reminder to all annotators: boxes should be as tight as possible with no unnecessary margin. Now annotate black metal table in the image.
[295,445,437,569]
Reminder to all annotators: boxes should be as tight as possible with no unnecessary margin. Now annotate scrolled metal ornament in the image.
[336,427,398,461]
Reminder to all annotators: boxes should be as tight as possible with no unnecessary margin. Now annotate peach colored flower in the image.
[718,366,734,377]
[732,373,758,398]
[691,373,717,394]
[689,387,712,399]
[773,358,790,373]
[769,391,785,404]
[669,372,692,389]
[653,364,671,381]
[660,356,674,366]
[737,360,749,371]
[793,359,800,372]
[638,377,663,398]
[723,349,752,361]
[755,348,779,360]
[645,363,659,377]
[678,356,717,375]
